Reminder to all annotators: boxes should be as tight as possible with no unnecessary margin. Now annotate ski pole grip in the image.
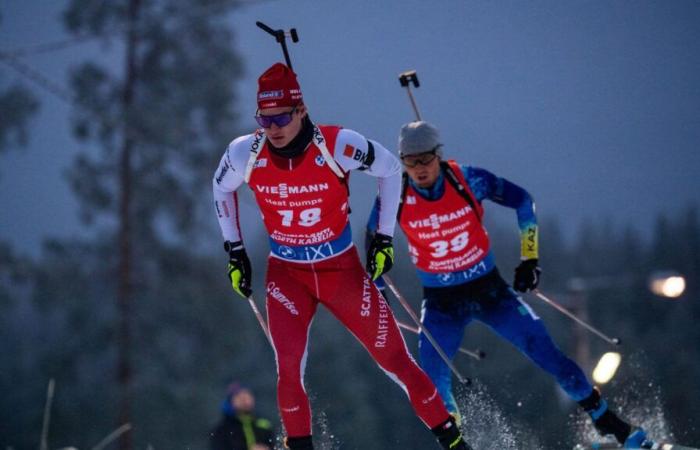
[399,70,420,88]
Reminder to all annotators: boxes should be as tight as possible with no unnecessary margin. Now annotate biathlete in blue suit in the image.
[366,121,651,448]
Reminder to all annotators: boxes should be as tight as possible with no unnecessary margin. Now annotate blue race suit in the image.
[367,164,593,414]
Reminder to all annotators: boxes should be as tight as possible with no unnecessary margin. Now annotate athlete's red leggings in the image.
[265,246,450,438]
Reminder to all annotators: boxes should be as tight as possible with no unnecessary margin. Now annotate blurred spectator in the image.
[209,382,275,450]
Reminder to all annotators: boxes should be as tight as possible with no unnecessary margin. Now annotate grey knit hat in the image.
[398,121,443,156]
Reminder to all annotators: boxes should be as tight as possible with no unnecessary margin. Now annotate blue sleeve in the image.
[462,165,539,259]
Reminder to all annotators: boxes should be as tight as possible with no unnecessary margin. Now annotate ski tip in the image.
[648,444,700,450]
[574,442,699,450]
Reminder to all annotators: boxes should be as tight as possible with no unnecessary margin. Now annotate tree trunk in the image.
[118,0,141,449]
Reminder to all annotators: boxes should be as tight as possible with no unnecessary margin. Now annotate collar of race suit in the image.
[268,115,315,159]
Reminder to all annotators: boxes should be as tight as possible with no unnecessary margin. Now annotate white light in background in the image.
[649,272,686,298]
[592,352,622,384]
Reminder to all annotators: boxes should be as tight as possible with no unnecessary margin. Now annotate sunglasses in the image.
[255,104,299,129]
[401,147,440,168]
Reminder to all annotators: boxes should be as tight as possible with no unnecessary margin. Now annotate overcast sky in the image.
[1,0,699,256]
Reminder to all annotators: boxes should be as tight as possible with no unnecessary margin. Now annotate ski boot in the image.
[432,415,473,450]
[625,428,655,448]
[578,387,653,448]
[285,435,314,450]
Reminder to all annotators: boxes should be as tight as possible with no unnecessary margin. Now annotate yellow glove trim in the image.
[371,247,394,281]
[228,263,246,298]
[520,225,539,260]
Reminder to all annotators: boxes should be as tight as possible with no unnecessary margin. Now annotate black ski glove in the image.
[225,240,252,298]
[366,233,394,281]
[513,258,541,292]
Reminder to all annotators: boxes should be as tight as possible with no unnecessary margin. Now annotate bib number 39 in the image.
[429,231,470,257]
[278,208,321,227]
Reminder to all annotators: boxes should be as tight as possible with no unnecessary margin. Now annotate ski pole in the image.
[247,295,273,346]
[395,319,486,361]
[40,378,55,450]
[382,275,471,385]
[398,70,422,121]
[531,289,621,346]
[256,21,299,70]
[91,424,133,450]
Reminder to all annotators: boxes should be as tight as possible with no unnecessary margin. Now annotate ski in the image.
[575,443,699,450]
[645,445,700,450]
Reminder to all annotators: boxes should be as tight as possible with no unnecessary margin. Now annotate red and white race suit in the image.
[212,124,451,437]
[248,126,349,250]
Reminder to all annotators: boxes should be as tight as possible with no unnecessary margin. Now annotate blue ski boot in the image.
[578,387,649,447]
[624,428,652,448]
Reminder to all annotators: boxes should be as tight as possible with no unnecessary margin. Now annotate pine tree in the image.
[61,1,244,447]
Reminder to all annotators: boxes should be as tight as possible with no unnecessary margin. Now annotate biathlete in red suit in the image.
[212,63,472,450]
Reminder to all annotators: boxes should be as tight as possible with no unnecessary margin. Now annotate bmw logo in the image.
[279,246,296,258]
[438,273,455,285]
[315,155,325,166]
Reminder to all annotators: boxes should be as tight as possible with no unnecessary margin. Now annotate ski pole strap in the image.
[244,129,267,183]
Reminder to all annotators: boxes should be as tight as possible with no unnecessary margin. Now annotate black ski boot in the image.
[432,416,473,450]
[285,435,314,450]
[578,387,633,444]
